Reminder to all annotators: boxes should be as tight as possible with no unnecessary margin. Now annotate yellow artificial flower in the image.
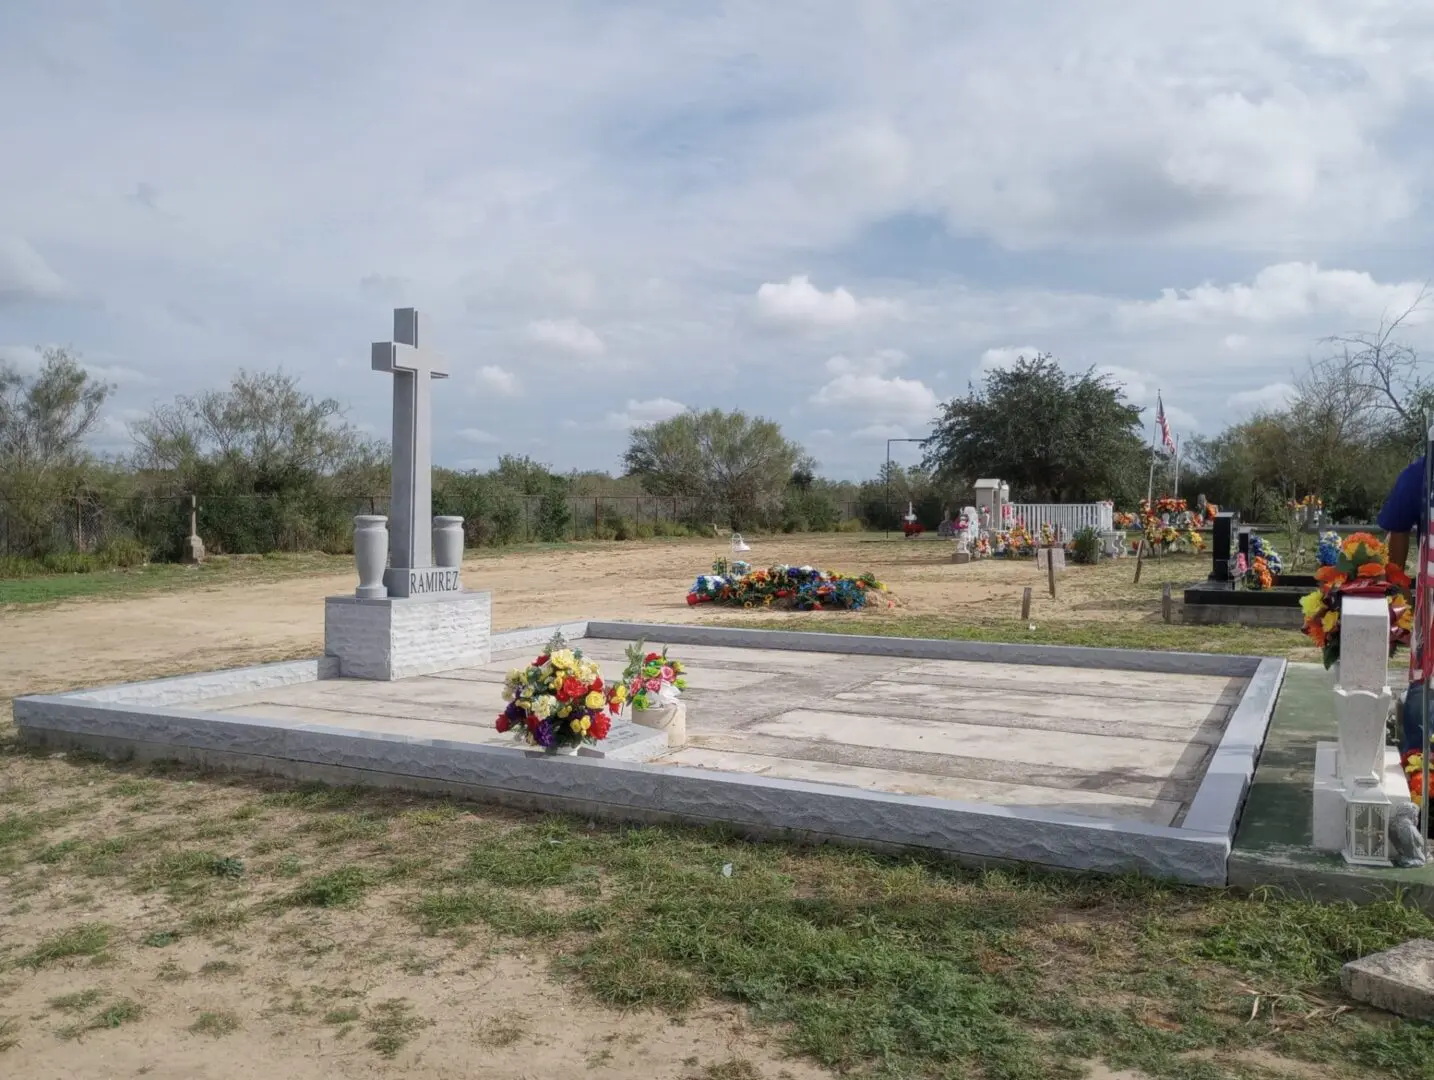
[612,684,628,702]
[549,649,575,670]
[532,695,557,719]
[1322,610,1339,633]
[558,705,571,718]
[1299,591,1324,618]
[570,718,584,733]
[579,717,591,732]
[584,690,605,710]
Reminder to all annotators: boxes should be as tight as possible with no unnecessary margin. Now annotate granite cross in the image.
[371,308,450,596]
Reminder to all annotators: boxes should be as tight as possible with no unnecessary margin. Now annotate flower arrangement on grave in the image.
[1136,497,1207,553]
[686,559,887,611]
[620,641,687,712]
[1038,522,1056,547]
[973,533,992,558]
[1113,511,1137,529]
[1240,534,1282,590]
[495,632,625,750]
[1299,532,1413,669]
[1316,531,1341,567]
[1403,750,1426,807]
[994,520,1035,557]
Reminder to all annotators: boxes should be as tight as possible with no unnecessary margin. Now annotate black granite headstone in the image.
[1209,512,1237,582]
[1237,527,1252,567]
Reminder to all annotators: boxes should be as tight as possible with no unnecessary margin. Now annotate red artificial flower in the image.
[645,652,660,662]
[525,713,540,730]
[495,714,511,733]
[686,593,699,605]
[591,675,603,691]
[1387,564,1412,589]
[589,712,611,740]
[534,654,549,666]
[557,676,584,702]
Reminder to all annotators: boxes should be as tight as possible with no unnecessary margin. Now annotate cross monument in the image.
[371,307,460,598]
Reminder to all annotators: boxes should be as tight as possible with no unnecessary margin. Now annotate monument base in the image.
[181,535,205,564]
[1311,741,1414,854]
[324,590,491,680]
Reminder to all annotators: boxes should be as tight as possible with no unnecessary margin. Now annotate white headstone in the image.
[371,308,460,599]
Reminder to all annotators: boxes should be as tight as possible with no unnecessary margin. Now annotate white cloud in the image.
[526,318,605,356]
[825,349,906,376]
[811,373,938,423]
[0,344,44,372]
[754,276,897,332]
[1095,364,1151,404]
[1227,382,1296,414]
[853,423,917,440]
[475,364,520,396]
[0,237,67,305]
[457,428,499,444]
[1222,334,1250,351]
[978,346,1042,372]
[604,397,687,430]
[1117,263,1430,329]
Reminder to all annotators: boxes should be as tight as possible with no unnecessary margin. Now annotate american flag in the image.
[1156,395,1176,454]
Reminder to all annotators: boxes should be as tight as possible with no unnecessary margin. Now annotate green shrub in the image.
[40,552,98,574]
[1071,526,1101,565]
[96,535,149,568]
[535,481,571,542]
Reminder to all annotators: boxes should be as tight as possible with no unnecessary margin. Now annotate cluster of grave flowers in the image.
[496,635,626,750]
[1128,496,1212,554]
[686,558,887,610]
[620,641,687,712]
[1299,532,1412,669]
[1234,533,1283,590]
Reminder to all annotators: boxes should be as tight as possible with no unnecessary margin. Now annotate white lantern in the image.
[1343,785,1391,866]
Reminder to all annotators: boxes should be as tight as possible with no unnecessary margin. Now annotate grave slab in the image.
[13,622,1285,887]
[1340,939,1434,1021]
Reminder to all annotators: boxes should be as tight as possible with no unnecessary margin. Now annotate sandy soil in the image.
[0,535,1175,701]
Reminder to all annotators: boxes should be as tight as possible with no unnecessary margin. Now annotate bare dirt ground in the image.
[0,534,1198,702]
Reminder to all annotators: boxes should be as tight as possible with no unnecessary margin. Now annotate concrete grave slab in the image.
[1340,939,1434,1021]
[13,620,1285,888]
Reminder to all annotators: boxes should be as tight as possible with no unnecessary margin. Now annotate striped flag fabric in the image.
[1156,395,1176,454]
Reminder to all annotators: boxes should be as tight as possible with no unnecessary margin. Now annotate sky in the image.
[3,2,1434,481]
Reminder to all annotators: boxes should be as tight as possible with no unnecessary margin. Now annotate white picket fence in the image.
[1007,502,1114,538]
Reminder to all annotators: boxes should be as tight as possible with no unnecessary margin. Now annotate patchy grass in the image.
[57,996,144,1040]
[4,747,1433,1077]
[189,1010,241,1037]
[0,1016,18,1052]
[22,923,113,967]
[0,552,352,608]
[733,613,1311,659]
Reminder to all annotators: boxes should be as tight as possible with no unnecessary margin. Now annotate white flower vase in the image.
[353,515,388,599]
[628,701,687,747]
[544,743,580,757]
[432,515,465,569]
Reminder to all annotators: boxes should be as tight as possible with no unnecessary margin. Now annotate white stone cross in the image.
[371,308,450,596]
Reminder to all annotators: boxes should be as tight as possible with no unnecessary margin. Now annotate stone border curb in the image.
[12,621,1286,887]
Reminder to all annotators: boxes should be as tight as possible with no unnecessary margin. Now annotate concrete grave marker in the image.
[371,308,458,599]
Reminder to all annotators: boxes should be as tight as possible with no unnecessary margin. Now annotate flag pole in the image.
[1145,392,1159,507]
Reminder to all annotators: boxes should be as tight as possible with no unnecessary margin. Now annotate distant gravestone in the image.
[1209,512,1237,583]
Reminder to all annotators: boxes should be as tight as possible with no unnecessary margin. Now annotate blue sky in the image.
[3,1,1434,480]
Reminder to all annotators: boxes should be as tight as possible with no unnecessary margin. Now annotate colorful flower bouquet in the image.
[621,641,687,711]
[1316,530,1341,567]
[496,632,626,752]
[993,521,1035,557]
[1135,496,1207,553]
[1404,750,1426,808]
[1239,534,1282,590]
[687,559,886,610]
[1299,532,1412,669]
[1113,511,1137,529]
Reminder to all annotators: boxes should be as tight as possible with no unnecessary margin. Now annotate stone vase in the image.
[628,701,687,747]
[353,515,389,599]
[1333,675,1393,785]
[433,515,465,568]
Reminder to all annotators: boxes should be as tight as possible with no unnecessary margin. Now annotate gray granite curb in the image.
[12,619,1290,887]
[1181,657,1286,836]
[585,621,1264,677]
[14,691,1231,884]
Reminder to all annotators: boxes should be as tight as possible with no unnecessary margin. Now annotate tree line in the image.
[3,307,1426,565]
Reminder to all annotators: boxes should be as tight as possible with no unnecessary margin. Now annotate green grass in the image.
[22,923,112,967]
[729,613,1311,659]
[364,999,431,1059]
[189,1010,241,1037]
[0,552,351,608]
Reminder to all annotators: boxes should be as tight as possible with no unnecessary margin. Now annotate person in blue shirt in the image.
[1379,455,1427,759]
[1379,455,1426,571]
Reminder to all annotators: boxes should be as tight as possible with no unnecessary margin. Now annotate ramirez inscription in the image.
[408,568,462,597]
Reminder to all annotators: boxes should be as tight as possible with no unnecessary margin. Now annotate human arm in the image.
[1379,458,1424,570]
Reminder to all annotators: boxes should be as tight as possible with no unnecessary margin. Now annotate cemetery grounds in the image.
[1,534,1431,1080]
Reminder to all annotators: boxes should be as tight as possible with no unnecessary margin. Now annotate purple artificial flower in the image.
[533,719,556,748]
[504,701,525,721]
